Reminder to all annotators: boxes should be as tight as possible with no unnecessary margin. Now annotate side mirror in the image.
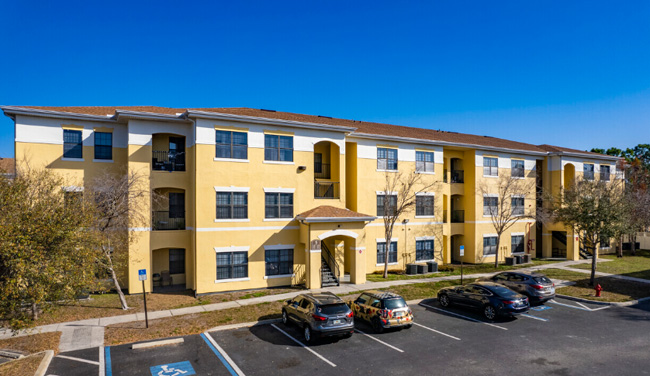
[286,299,292,304]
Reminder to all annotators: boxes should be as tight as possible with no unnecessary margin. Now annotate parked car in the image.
[348,290,413,333]
[282,292,354,343]
[437,282,530,320]
[478,271,555,304]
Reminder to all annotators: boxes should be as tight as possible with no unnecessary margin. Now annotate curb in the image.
[34,350,54,376]
[206,318,282,333]
[555,294,650,307]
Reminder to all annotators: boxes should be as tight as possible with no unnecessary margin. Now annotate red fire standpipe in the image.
[595,284,603,297]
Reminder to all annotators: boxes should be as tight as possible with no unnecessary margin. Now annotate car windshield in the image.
[319,303,349,315]
[533,276,552,284]
[383,298,407,310]
[486,285,520,298]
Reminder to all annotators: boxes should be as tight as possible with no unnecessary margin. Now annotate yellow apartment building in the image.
[1,106,622,295]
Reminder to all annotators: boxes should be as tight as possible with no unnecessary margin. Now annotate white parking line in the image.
[412,322,461,340]
[354,328,404,352]
[575,301,590,310]
[520,313,549,322]
[270,324,337,367]
[419,303,508,331]
[99,346,105,376]
[204,331,246,376]
[548,300,593,311]
[56,354,100,366]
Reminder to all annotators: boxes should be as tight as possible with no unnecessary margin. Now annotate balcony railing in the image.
[314,163,331,179]
[451,170,464,183]
[152,151,185,172]
[314,181,340,199]
[451,210,464,223]
[152,211,186,230]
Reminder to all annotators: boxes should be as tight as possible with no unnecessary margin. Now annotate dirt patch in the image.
[0,352,46,376]
[0,332,60,354]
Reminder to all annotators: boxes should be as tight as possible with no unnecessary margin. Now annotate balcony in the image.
[451,210,464,223]
[152,211,186,231]
[451,170,464,183]
[314,163,331,179]
[152,151,185,172]
[314,181,340,199]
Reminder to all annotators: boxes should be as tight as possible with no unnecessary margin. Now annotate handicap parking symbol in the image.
[530,306,553,311]
[150,361,196,376]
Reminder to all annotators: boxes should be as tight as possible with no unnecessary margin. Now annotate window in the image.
[265,193,293,218]
[600,165,610,181]
[416,195,434,216]
[265,248,293,276]
[584,164,595,180]
[416,151,434,173]
[511,197,525,215]
[483,157,498,176]
[169,249,185,274]
[511,160,524,178]
[216,251,248,280]
[377,242,397,264]
[314,153,323,173]
[63,129,83,158]
[264,134,293,162]
[416,240,434,261]
[511,235,524,254]
[94,132,112,160]
[600,235,610,248]
[216,192,248,219]
[216,130,247,159]
[377,148,398,170]
[483,236,497,255]
[483,197,498,216]
[377,194,397,216]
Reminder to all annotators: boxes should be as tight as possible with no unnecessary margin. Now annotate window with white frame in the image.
[216,130,248,159]
[377,194,397,216]
[511,235,524,254]
[265,193,293,218]
[600,165,610,181]
[416,195,434,216]
[265,248,294,276]
[483,196,498,216]
[264,134,293,162]
[584,164,595,180]
[511,196,524,215]
[377,148,398,170]
[511,159,524,178]
[216,192,248,219]
[483,236,497,255]
[483,157,498,176]
[415,239,434,261]
[416,151,434,173]
[216,251,248,280]
[377,241,397,264]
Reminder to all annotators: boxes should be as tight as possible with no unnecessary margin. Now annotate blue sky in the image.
[1,0,648,158]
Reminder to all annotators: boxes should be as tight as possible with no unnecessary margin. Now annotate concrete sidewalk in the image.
[0,258,618,351]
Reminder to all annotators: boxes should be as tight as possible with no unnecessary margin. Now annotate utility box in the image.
[505,257,517,266]
[406,264,418,275]
[522,254,531,264]
[427,261,438,273]
[416,264,427,274]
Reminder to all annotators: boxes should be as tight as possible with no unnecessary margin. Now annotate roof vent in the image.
[317,115,332,119]
[260,109,276,112]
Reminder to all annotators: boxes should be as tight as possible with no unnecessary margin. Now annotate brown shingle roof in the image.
[537,144,618,158]
[297,205,373,219]
[21,106,182,116]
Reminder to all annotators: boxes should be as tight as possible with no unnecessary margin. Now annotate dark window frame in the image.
[584,164,595,180]
[416,195,434,216]
[511,159,524,178]
[63,129,83,159]
[600,165,610,181]
[511,235,525,254]
[265,192,294,219]
[216,251,249,280]
[94,132,112,160]
[415,239,435,261]
[169,248,185,274]
[216,130,248,160]
[377,148,398,170]
[216,192,248,219]
[377,241,398,264]
[377,194,398,216]
[265,248,294,276]
[483,197,498,216]
[264,134,293,162]
[416,151,434,173]
[483,157,498,176]
[511,197,525,216]
[483,236,498,255]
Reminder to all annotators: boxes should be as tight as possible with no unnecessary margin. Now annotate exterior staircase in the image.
[579,247,593,259]
[320,242,340,287]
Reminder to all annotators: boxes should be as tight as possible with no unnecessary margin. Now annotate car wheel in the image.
[439,294,451,307]
[405,324,412,329]
[372,317,384,334]
[303,325,313,343]
[281,310,288,325]
[483,305,497,320]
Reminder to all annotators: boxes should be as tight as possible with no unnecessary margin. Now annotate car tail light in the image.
[346,311,354,318]
[531,284,544,290]
[312,314,327,321]
[503,300,514,304]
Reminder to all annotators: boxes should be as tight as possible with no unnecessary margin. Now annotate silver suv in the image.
[282,292,354,343]
[480,271,555,304]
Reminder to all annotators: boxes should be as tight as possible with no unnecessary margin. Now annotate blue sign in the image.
[138,269,147,281]
[530,306,553,311]
[150,361,196,376]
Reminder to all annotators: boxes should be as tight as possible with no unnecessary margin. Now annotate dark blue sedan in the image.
[437,282,529,320]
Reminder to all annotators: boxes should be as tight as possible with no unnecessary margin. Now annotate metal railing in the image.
[152,211,186,230]
[314,163,331,179]
[451,170,464,183]
[314,181,340,199]
[152,151,185,172]
[451,210,464,223]
[321,242,340,286]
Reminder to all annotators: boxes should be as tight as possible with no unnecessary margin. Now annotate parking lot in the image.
[47,297,650,376]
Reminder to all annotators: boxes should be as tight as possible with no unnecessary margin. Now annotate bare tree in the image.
[379,171,437,278]
[478,173,537,268]
[86,168,155,310]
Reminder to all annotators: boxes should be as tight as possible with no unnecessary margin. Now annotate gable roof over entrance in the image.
[296,205,376,223]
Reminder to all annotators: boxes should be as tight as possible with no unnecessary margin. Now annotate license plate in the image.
[546,287,555,293]
[332,319,342,325]
[394,311,403,318]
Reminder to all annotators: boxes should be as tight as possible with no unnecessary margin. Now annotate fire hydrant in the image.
[595,284,603,297]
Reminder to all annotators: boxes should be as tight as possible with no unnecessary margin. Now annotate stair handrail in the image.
[321,242,340,285]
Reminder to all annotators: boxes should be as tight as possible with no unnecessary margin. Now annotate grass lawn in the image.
[571,250,650,280]
[0,332,60,354]
[366,259,561,282]
[541,268,650,302]
[105,279,462,346]
[0,352,46,376]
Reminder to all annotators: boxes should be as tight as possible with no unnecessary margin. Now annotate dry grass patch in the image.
[0,332,60,354]
[0,352,46,376]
